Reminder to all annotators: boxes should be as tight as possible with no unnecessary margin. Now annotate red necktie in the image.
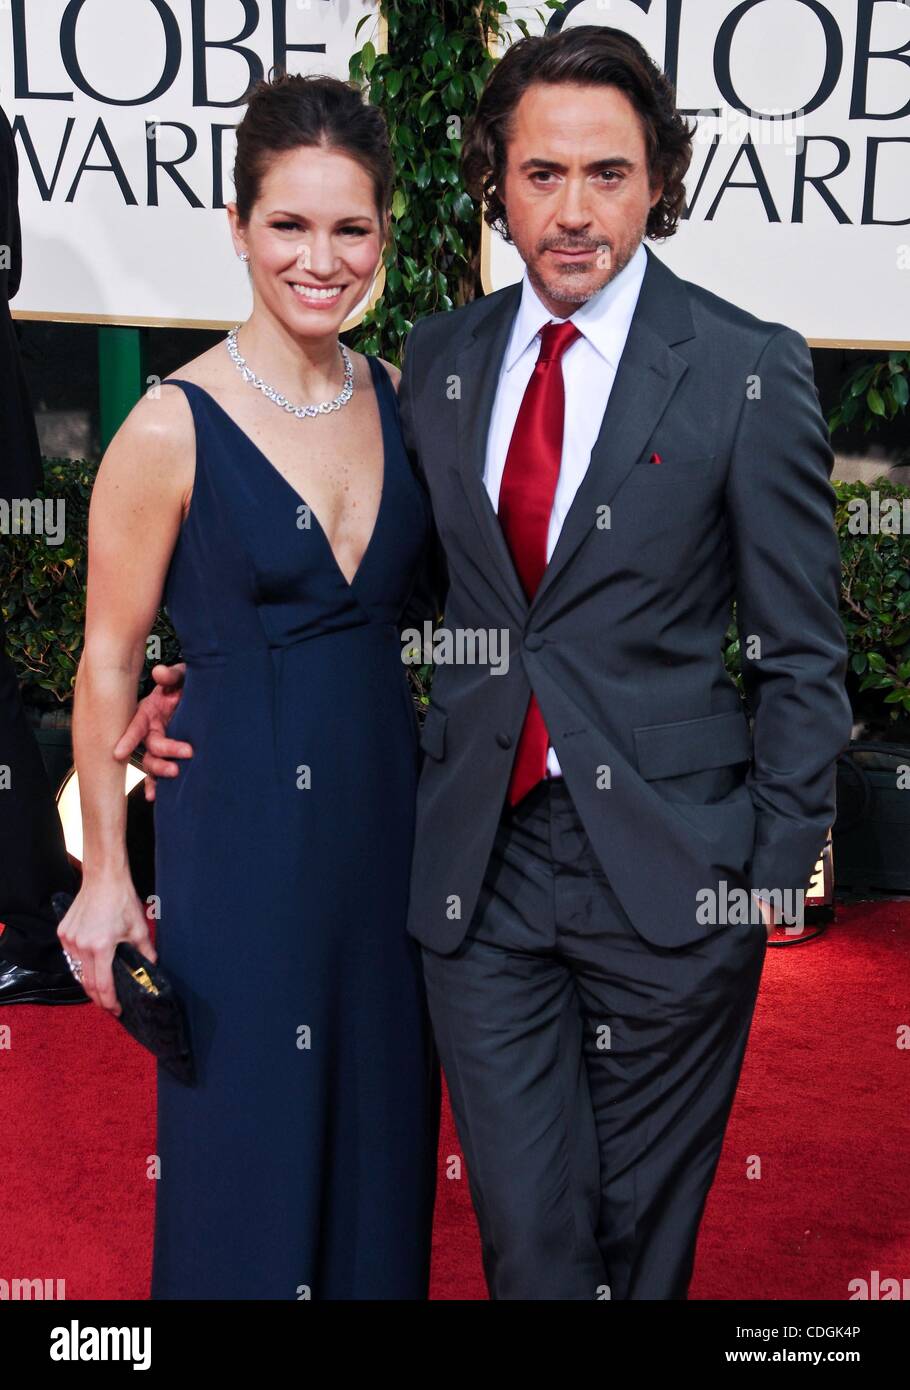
[498,319,582,806]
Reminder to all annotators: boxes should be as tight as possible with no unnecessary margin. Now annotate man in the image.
[123,27,851,1297]
[0,101,83,1005]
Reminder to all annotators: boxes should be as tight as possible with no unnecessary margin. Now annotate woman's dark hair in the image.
[233,70,393,226]
[461,25,694,242]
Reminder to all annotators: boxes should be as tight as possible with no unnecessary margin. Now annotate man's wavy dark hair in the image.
[461,25,695,244]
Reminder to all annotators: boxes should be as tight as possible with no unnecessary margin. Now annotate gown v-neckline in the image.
[167,356,389,592]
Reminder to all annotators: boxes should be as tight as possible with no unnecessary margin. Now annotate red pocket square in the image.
[649,452,662,464]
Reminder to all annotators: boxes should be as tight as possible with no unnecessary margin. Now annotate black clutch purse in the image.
[52,892,195,1086]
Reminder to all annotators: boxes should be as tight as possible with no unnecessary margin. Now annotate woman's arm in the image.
[57,385,194,1013]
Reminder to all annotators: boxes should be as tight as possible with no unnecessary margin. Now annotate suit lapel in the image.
[453,283,527,615]
[452,246,697,621]
[529,246,697,616]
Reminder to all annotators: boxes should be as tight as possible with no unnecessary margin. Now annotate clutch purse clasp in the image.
[130,965,160,996]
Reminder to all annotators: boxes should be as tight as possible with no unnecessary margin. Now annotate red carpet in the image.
[1,900,907,1300]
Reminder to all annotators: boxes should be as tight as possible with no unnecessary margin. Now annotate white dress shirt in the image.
[483,240,648,776]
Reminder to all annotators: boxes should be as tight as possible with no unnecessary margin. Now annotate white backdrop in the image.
[488,0,910,348]
[2,0,383,328]
[4,0,908,342]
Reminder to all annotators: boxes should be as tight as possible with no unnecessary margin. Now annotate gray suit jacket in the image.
[398,242,852,952]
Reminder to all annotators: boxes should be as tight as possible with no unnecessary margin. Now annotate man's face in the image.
[500,82,664,317]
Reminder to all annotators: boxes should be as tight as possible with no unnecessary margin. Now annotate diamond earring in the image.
[238,251,249,263]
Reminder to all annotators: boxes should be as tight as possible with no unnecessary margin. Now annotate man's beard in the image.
[526,232,640,304]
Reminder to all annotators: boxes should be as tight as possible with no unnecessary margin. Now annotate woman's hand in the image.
[113,661,192,801]
[56,878,157,1016]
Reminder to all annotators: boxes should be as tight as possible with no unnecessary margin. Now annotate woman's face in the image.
[229,144,384,335]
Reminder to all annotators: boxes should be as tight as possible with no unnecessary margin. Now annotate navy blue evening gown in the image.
[149,356,440,1299]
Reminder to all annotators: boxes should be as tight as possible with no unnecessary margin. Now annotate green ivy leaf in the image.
[444,223,467,257]
[867,387,885,416]
[850,366,878,398]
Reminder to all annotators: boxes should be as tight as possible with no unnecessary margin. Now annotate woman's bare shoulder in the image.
[345,348,400,393]
[100,344,228,491]
[158,341,228,397]
[120,342,227,450]
[376,356,401,391]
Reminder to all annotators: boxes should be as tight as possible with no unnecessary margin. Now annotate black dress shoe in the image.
[0,956,90,1005]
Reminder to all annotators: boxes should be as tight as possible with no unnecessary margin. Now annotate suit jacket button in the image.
[525,633,543,651]
[496,732,512,749]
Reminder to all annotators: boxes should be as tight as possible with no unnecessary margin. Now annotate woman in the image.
[58,72,440,1300]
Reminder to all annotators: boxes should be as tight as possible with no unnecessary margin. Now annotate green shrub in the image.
[1,456,179,710]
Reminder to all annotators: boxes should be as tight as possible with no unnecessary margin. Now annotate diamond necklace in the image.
[225,326,354,418]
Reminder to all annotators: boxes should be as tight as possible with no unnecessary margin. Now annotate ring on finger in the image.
[62,949,85,982]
